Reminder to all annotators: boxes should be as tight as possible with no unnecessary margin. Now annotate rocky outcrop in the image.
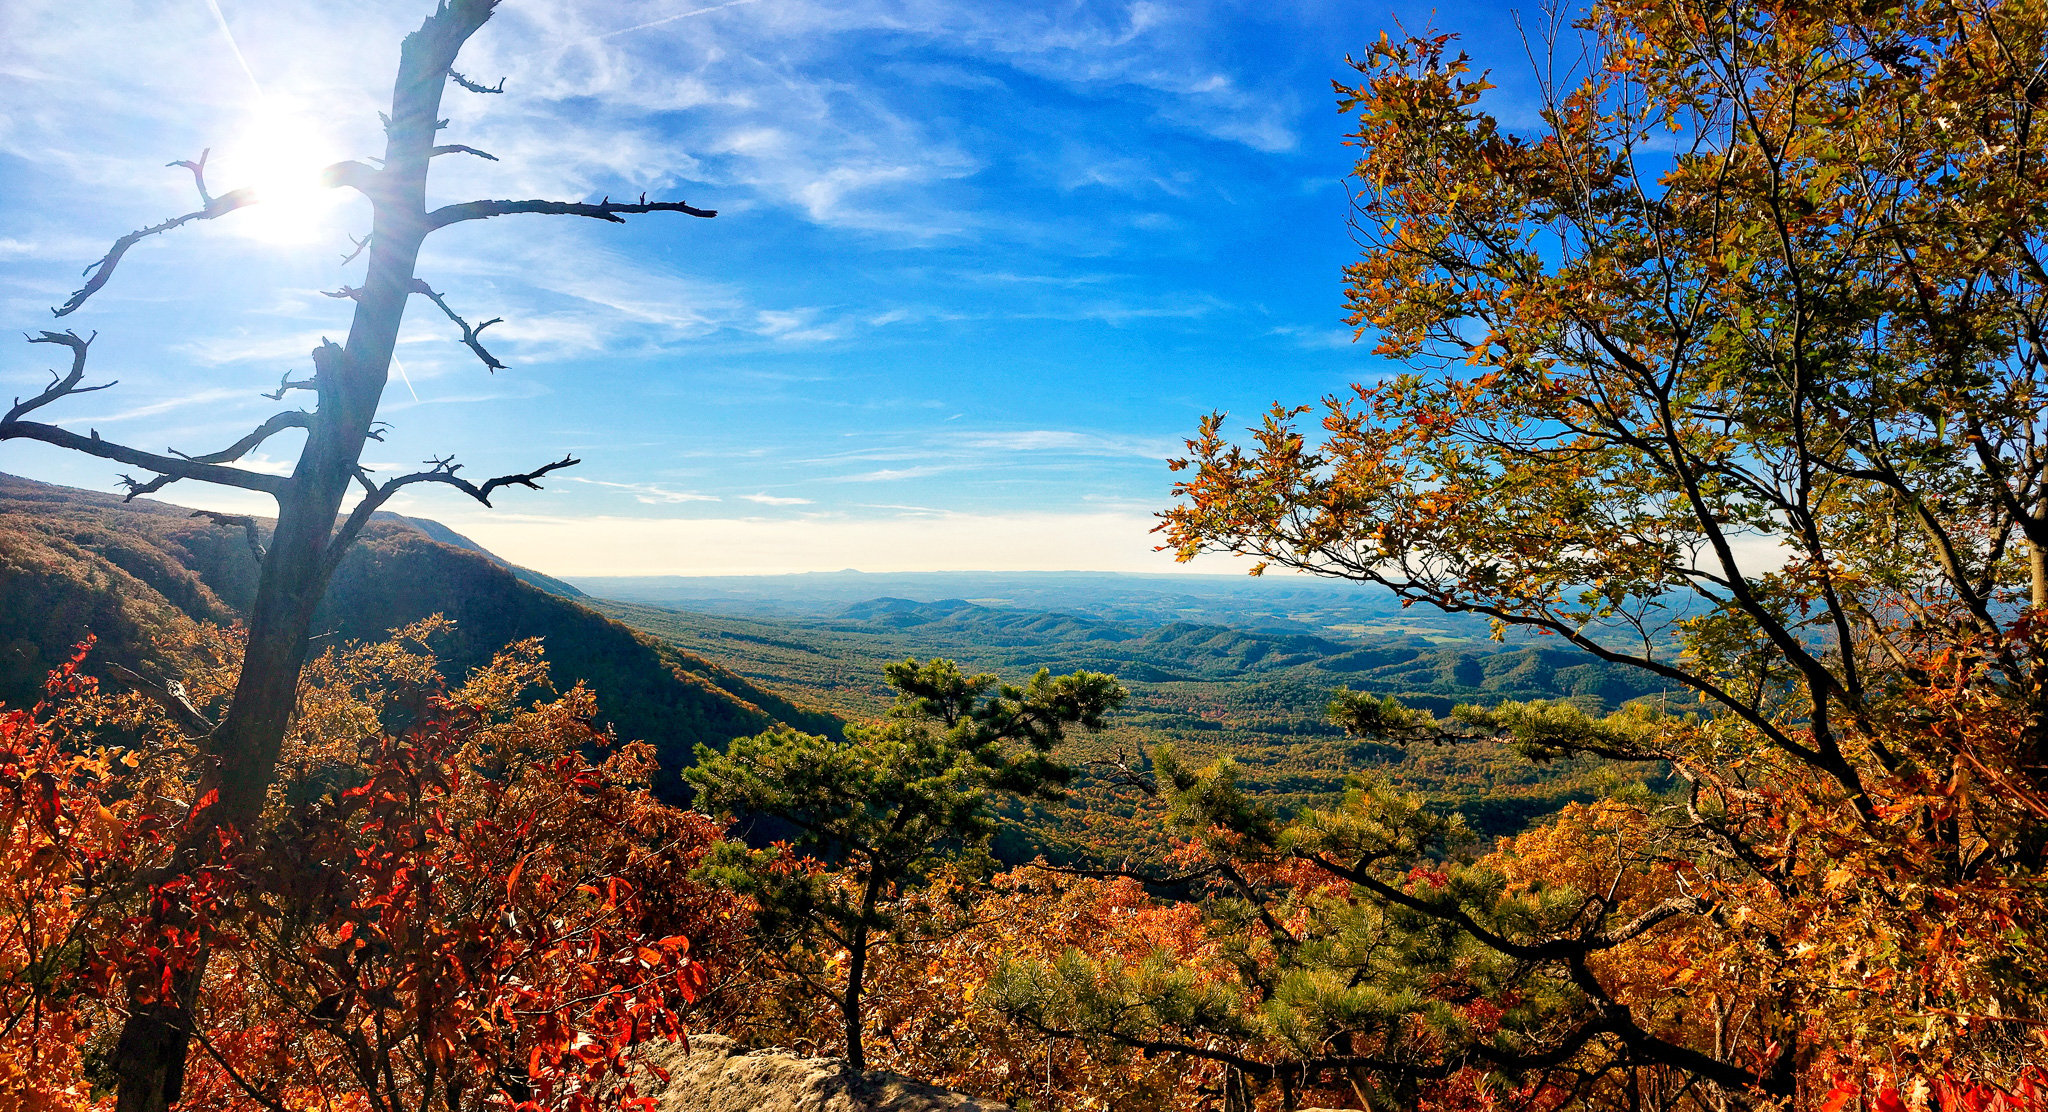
[631,1035,1011,1112]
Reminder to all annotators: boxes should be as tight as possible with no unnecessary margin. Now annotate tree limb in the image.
[55,188,258,316]
[430,144,498,161]
[447,69,504,94]
[409,280,505,370]
[317,160,381,199]
[0,424,289,499]
[189,509,266,561]
[427,194,715,231]
[166,149,214,206]
[259,374,320,401]
[56,158,380,316]
[7,331,112,423]
[323,453,578,574]
[2,335,288,500]
[170,410,311,465]
[102,663,215,737]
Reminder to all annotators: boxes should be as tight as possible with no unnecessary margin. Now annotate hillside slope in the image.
[0,474,835,796]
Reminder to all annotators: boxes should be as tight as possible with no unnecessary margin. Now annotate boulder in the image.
[632,1035,1011,1112]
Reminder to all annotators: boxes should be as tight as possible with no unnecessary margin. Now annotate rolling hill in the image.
[0,473,836,798]
[587,593,1675,862]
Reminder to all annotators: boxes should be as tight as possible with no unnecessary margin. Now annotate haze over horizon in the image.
[0,0,1543,575]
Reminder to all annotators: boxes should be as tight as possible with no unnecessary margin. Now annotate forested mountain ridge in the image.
[0,473,835,796]
[591,593,1674,860]
[613,593,1664,709]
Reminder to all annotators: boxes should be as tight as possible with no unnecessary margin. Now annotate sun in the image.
[212,104,352,246]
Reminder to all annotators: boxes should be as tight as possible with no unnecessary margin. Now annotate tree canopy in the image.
[1157,0,2048,1100]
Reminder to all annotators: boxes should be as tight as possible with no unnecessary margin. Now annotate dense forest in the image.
[5,0,2048,1109]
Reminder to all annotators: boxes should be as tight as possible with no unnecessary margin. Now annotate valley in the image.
[582,587,1676,864]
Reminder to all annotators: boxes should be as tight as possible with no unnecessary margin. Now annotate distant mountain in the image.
[570,569,1498,639]
[812,597,1653,707]
[587,593,1675,860]
[0,474,834,798]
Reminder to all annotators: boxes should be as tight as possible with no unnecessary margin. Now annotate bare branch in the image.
[427,193,715,231]
[0,426,288,499]
[340,233,372,266]
[317,160,381,199]
[102,663,215,737]
[170,410,311,465]
[54,188,257,316]
[6,331,112,423]
[408,452,578,505]
[118,473,178,500]
[167,149,213,205]
[2,334,287,500]
[56,158,379,316]
[430,143,499,161]
[408,280,505,370]
[447,69,505,94]
[325,453,578,575]
[259,371,318,401]
[189,509,266,561]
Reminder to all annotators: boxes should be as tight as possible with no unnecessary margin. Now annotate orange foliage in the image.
[0,626,748,1112]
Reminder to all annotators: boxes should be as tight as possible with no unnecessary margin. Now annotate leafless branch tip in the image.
[448,70,505,94]
[410,279,505,371]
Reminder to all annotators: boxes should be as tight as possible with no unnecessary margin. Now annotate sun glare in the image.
[212,106,350,245]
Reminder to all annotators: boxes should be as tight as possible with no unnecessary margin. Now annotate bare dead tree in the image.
[0,4,715,1110]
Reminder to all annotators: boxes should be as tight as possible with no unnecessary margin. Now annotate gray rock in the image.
[631,1035,1012,1112]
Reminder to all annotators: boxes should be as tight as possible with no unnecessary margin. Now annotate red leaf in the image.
[507,852,528,901]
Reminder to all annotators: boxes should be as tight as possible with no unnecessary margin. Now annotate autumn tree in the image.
[0,4,716,1109]
[1158,0,2048,1100]
[166,625,737,1112]
[4,623,745,1112]
[0,644,123,1112]
[687,658,1125,1072]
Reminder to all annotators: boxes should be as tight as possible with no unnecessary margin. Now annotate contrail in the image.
[391,356,421,402]
[200,0,266,99]
[573,0,764,46]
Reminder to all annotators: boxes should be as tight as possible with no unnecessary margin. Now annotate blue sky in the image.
[0,0,1538,575]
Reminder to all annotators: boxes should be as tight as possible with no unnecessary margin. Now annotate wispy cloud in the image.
[829,465,950,483]
[946,429,1174,458]
[59,387,253,426]
[563,477,721,503]
[741,491,812,505]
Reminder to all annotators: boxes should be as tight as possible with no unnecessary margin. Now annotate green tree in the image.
[687,658,1124,1071]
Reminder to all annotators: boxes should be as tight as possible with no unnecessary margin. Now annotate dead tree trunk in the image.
[3,4,717,1110]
